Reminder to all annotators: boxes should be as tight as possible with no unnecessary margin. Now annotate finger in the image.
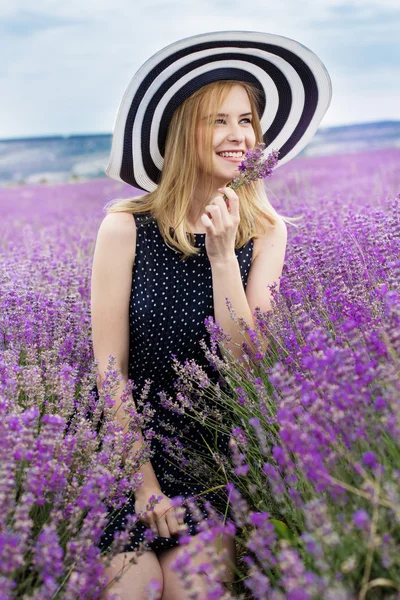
[147,516,160,537]
[155,515,171,538]
[166,511,188,536]
[204,204,223,231]
[213,196,232,227]
[219,186,239,207]
[212,194,232,224]
[219,186,238,200]
[200,212,216,234]
[165,511,180,536]
[219,187,240,219]
[174,505,186,524]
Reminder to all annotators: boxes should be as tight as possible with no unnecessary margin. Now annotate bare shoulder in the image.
[97,211,137,266]
[252,214,287,262]
[91,211,137,382]
[100,210,136,233]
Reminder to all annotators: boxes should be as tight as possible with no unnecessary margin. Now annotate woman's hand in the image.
[201,186,240,265]
[134,487,188,538]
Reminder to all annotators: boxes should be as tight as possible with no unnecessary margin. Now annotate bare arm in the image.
[91,211,160,498]
[210,215,288,360]
[210,257,256,360]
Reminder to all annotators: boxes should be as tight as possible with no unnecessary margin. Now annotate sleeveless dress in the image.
[97,211,254,555]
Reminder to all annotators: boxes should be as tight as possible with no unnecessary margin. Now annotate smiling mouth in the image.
[216,152,244,162]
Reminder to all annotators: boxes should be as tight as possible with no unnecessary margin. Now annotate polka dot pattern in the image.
[98,211,254,556]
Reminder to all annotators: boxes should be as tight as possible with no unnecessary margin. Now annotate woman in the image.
[91,31,331,600]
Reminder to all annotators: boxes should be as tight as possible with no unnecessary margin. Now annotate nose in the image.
[226,122,245,143]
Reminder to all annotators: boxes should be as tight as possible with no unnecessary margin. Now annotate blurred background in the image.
[0,0,399,186]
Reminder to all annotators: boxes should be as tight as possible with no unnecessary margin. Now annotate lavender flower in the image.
[1,147,400,598]
[353,509,370,532]
[228,142,279,191]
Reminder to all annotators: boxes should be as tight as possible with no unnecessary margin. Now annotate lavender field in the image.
[1,147,400,599]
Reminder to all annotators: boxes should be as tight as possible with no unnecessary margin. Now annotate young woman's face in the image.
[196,84,256,185]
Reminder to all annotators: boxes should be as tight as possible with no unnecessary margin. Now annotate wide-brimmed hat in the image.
[105,30,332,192]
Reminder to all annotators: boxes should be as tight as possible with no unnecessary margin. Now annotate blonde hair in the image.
[106,80,300,260]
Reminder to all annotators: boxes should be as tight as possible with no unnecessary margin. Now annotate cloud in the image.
[0,0,398,137]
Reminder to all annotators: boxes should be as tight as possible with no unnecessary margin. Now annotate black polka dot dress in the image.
[98,211,254,555]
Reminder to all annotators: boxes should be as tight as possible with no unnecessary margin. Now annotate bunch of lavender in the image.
[1,147,399,599]
[0,198,162,598]
[227,143,280,192]
[0,178,238,600]
[156,149,400,598]
[0,349,158,599]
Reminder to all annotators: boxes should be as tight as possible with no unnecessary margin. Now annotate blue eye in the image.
[215,118,252,124]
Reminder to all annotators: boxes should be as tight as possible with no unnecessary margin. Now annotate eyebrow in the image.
[201,112,253,120]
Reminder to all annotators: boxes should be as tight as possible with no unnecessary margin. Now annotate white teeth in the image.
[218,151,243,158]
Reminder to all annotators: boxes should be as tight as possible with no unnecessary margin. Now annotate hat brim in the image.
[105,30,332,191]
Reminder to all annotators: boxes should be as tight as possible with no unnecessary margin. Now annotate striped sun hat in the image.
[105,30,332,192]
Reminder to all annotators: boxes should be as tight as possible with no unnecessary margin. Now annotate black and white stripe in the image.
[105,31,332,191]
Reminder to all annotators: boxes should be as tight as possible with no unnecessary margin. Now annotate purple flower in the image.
[374,397,386,411]
[227,142,279,192]
[362,451,378,469]
[1,146,400,598]
[33,524,64,579]
[353,509,370,531]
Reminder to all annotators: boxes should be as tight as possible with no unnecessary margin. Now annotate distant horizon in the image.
[1,118,400,143]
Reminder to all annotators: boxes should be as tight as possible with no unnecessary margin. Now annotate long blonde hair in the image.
[106,80,299,260]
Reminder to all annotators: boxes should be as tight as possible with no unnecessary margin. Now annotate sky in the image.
[0,0,399,139]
